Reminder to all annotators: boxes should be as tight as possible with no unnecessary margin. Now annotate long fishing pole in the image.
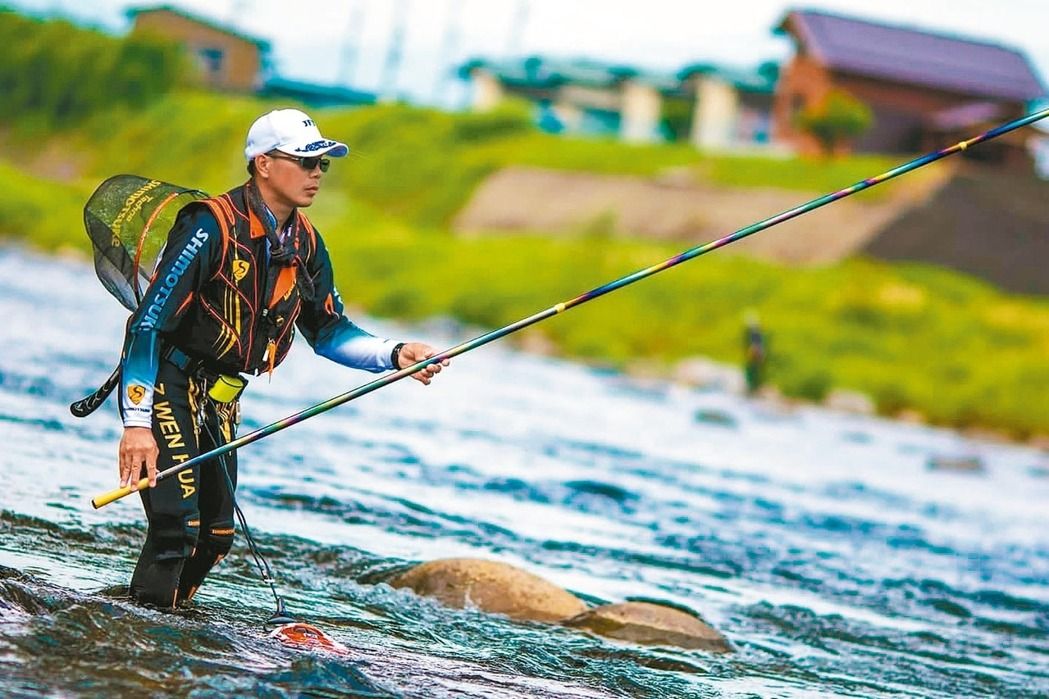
[92,107,1049,509]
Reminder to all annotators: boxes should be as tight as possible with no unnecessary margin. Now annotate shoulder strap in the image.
[197,196,235,281]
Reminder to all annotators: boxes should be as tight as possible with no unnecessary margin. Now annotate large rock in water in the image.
[390,560,733,652]
[388,558,587,623]
[563,602,732,653]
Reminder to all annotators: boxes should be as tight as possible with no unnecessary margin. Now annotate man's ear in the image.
[254,155,270,179]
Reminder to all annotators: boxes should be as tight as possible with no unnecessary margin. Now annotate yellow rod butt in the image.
[91,478,149,509]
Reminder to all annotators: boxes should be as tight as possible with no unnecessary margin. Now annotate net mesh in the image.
[84,175,208,311]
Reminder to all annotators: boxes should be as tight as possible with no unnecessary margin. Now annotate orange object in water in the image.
[268,622,351,655]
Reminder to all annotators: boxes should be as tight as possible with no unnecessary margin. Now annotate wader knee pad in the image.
[176,523,236,604]
[201,523,236,560]
[153,513,201,562]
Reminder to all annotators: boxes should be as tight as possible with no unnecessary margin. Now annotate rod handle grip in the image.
[70,368,120,418]
[91,478,149,509]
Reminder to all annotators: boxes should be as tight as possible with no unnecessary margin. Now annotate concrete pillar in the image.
[690,76,739,150]
[620,80,662,143]
[471,69,505,111]
[553,101,583,132]
[1031,134,1049,179]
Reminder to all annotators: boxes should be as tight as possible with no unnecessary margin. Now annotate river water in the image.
[0,246,1046,698]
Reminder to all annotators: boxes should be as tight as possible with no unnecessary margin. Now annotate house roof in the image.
[927,101,1005,131]
[777,9,1045,102]
[260,76,376,107]
[127,4,271,52]
[678,61,779,93]
[458,56,679,92]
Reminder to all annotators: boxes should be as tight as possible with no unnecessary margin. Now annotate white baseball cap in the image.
[244,108,349,160]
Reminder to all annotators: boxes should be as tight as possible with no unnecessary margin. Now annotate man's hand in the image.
[396,342,450,385]
[119,426,159,490]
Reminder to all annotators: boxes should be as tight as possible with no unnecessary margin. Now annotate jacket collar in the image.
[243,181,297,240]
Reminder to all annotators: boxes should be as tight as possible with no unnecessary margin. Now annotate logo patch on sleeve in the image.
[127,385,146,405]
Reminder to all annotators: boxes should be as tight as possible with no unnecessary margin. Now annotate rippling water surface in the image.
[1,246,1047,698]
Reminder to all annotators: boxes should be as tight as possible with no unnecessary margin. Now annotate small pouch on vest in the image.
[207,374,247,403]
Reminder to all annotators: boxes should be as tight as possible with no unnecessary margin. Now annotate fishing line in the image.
[200,418,295,625]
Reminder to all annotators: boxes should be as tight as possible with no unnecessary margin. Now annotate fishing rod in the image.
[92,106,1049,509]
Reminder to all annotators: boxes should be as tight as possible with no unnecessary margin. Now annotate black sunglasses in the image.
[267,152,331,172]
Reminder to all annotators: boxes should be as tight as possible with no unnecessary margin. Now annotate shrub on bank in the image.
[0,9,184,128]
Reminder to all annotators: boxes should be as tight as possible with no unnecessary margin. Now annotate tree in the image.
[0,10,185,127]
[796,89,873,156]
[660,96,693,142]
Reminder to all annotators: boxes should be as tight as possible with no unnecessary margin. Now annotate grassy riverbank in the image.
[2,92,1048,438]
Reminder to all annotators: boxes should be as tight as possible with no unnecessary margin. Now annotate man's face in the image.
[263,152,327,209]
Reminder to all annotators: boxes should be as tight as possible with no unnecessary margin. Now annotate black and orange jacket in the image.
[120,182,397,428]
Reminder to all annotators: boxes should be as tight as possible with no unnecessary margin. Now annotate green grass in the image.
[8,93,912,228]
[326,228,1049,438]
[2,91,1048,438]
[698,151,911,196]
[0,160,91,251]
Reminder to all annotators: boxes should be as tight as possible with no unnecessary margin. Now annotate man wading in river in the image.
[117,109,448,609]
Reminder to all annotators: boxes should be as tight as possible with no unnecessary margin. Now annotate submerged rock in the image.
[672,357,744,393]
[1028,464,1049,479]
[824,389,876,415]
[563,601,732,653]
[926,454,985,473]
[389,558,586,622]
[693,408,737,428]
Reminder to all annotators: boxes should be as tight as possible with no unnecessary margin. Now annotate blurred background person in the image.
[743,310,767,396]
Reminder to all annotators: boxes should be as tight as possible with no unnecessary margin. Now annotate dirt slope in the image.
[453,165,951,265]
[864,165,1049,295]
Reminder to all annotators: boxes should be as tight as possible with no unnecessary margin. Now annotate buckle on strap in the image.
[161,344,196,373]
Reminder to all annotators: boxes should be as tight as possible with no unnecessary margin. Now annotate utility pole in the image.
[380,0,409,99]
[506,0,529,57]
[337,0,367,87]
[432,0,463,103]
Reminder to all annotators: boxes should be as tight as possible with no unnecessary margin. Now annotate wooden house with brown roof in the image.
[128,4,271,92]
[773,9,1046,166]
[126,5,376,107]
